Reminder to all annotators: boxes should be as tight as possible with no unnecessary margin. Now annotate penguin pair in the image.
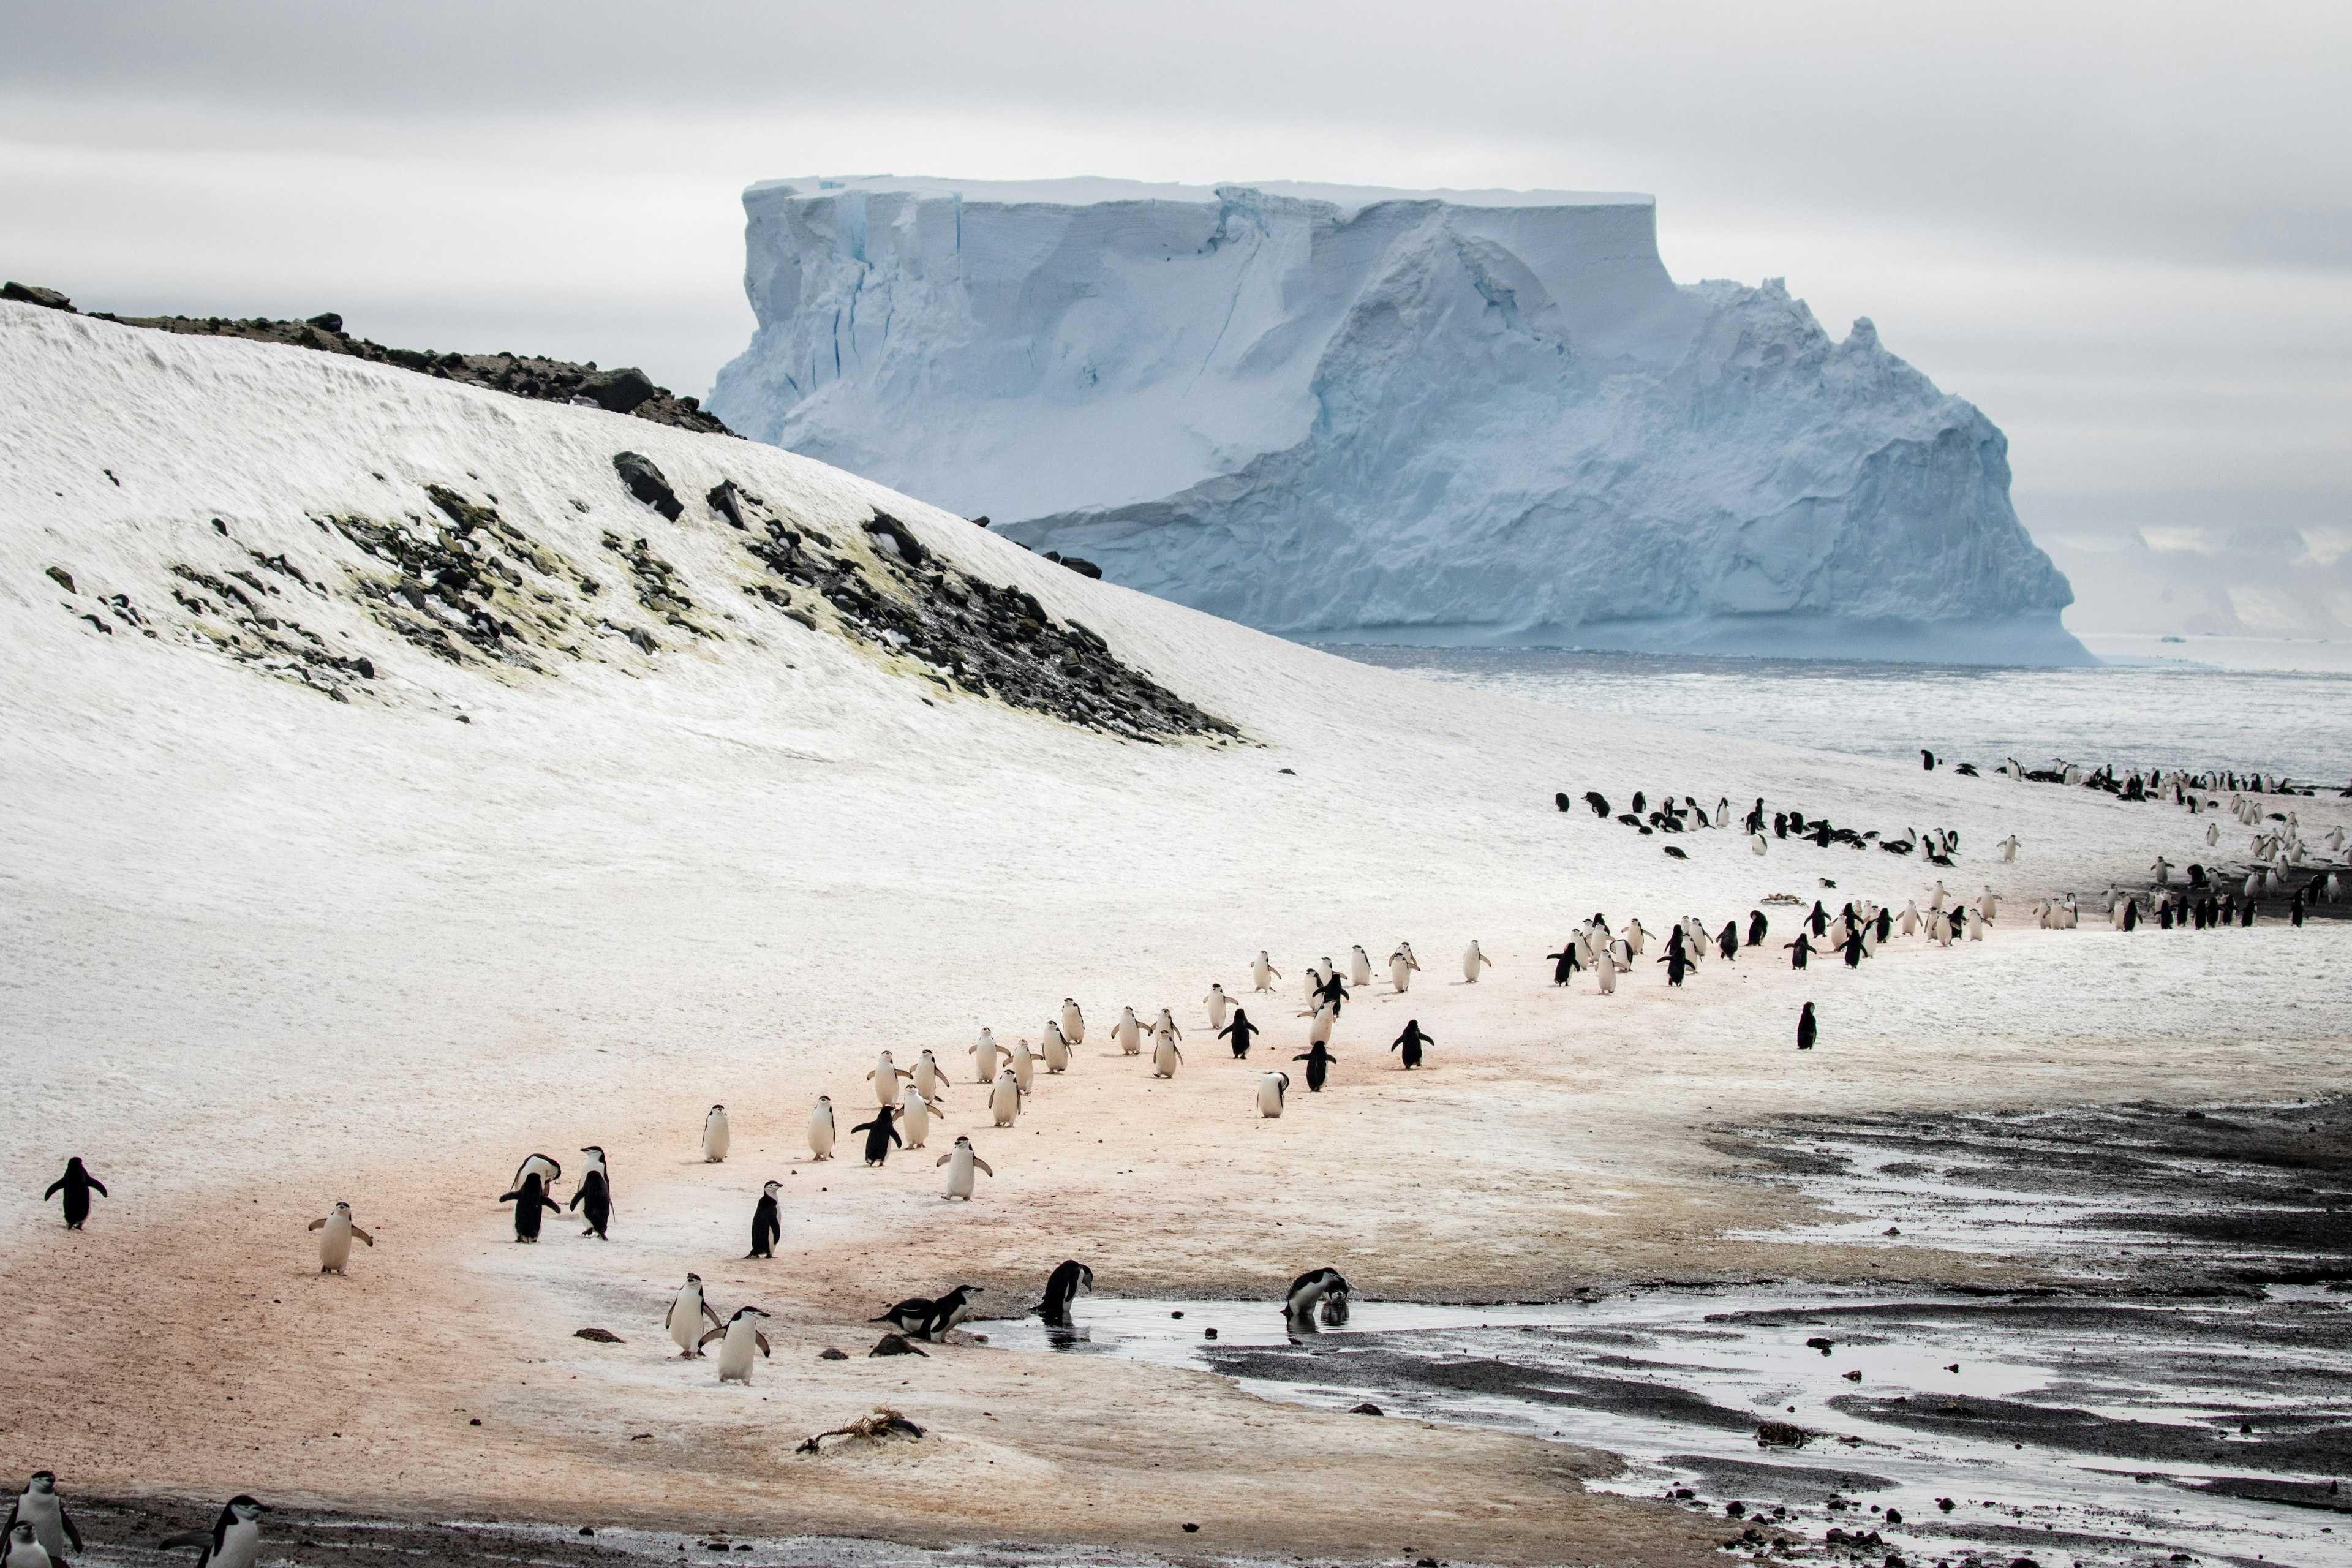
[6,1473,81,1564]
[1284,1267,1351,1332]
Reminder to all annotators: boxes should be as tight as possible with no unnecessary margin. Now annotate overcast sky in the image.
[7,1,2346,635]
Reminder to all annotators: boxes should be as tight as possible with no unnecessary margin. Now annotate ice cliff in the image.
[710,176,2085,665]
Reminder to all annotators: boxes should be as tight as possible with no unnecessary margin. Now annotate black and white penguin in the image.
[157,1496,270,1568]
[1283,1267,1351,1331]
[568,1145,611,1238]
[666,1273,723,1356]
[306,1202,375,1274]
[1657,948,1690,986]
[6,1473,81,1561]
[701,1305,772,1384]
[851,1104,903,1165]
[6,1521,49,1568]
[1462,940,1491,982]
[1785,933,1813,970]
[1033,1261,1095,1327]
[1390,1020,1432,1069]
[808,1096,837,1161]
[508,1153,562,1196]
[936,1136,993,1200]
[497,1172,560,1242]
[747,1181,781,1259]
[869,1295,936,1335]
[43,1159,107,1230]
[1747,909,1768,947]
[701,1105,731,1164]
[1797,1002,1818,1052]
[1292,1041,1336,1092]
[1219,1006,1261,1059]
[921,1284,984,1339]
[1544,940,1581,984]
[1716,921,1740,961]
[1314,970,1351,1014]
[1256,1071,1289,1118]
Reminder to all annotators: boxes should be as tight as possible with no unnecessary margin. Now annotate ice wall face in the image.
[711,176,2084,664]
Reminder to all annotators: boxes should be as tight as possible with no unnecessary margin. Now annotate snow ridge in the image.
[711,176,2084,665]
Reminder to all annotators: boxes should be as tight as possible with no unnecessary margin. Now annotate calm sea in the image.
[1322,644,2352,785]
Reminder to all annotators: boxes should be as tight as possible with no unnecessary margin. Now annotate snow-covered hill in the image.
[710,176,2084,663]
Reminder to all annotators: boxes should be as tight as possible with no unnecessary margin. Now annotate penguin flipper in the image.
[353,1227,374,1245]
[157,1529,209,1550]
[307,1217,327,1230]
[972,1157,994,1177]
[698,1325,729,1348]
[755,1332,771,1356]
[935,1153,952,1166]
[497,1188,522,1204]
[62,1504,83,1553]
[703,1302,724,1330]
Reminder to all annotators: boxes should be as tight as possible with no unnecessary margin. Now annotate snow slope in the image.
[710,175,2083,664]
[4,303,2340,1547]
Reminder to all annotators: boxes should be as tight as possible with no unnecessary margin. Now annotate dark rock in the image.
[613,452,683,520]
[869,1333,928,1357]
[818,1347,848,1360]
[861,511,929,568]
[1726,1501,1746,1517]
[1349,1402,1384,1415]
[305,312,344,334]
[573,1327,624,1343]
[1807,1336,1834,1354]
[583,367,658,415]
[1882,1509,1901,1524]
[4,282,74,311]
[1844,1370,1863,1381]
[1181,1524,1199,1533]
[1058,554,1103,579]
[970,515,991,528]
[578,1527,595,1536]
[45,566,74,594]
[1756,1420,1811,1449]
[706,480,748,529]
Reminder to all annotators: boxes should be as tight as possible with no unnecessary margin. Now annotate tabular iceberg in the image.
[710,176,2086,664]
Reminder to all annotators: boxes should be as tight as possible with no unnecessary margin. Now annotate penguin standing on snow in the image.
[1060,998,1086,1045]
[701,1305,772,1384]
[1039,1022,1071,1074]
[497,1172,560,1242]
[1219,1007,1261,1059]
[936,1136,993,1200]
[1796,1003,1818,1051]
[568,1145,612,1238]
[1151,1028,1183,1079]
[43,1159,106,1229]
[988,1069,1024,1126]
[747,1180,782,1258]
[1256,1071,1289,1117]
[911,1050,945,1101]
[1545,940,1582,985]
[1462,940,1491,982]
[808,1096,837,1161]
[898,1087,940,1148]
[1111,1008,1143,1055]
[1595,949,1618,994]
[1033,1261,1095,1328]
[1251,952,1281,992]
[1747,910,1769,947]
[1390,1020,1432,1069]
[1313,970,1350,1016]
[1202,983,1234,1030]
[306,1202,375,1274]
[971,1027,1003,1082]
[701,1105,731,1163]
[1292,1041,1337,1092]
[866,1050,911,1106]
[1389,949,1414,992]
[7,1472,83,1562]
[851,1104,902,1166]
[666,1273,722,1356]
[1349,946,1374,988]
[1716,921,1740,961]
[1785,933,1813,970]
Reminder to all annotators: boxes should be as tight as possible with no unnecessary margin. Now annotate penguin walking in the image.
[1060,998,1085,1046]
[1966,907,1986,941]
[1307,1001,1336,1046]
[1751,831,1769,856]
[1292,1041,1336,1092]
[1461,940,1491,982]
[1389,949,1413,992]
[666,1273,722,1356]
[497,1172,560,1242]
[936,1136,994,1200]
[1595,950,1618,994]
[988,1069,1024,1126]
[1747,910,1768,947]
[701,1105,731,1163]
[912,1049,946,1101]
[1658,949,1691,986]
[701,1305,772,1384]
[1219,1007,1261,1059]
[1151,1029,1183,1079]
[1390,1020,1432,1069]
[1039,1022,1071,1074]
[306,1202,375,1274]
[808,1096,837,1161]
[1544,940,1581,985]
[1898,901,1920,937]
[1251,952,1281,992]
[157,1496,269,1568]
[1716,921,1740,962]
[898,1087,939,1148]
[1998,834,2021,862]
[1312,971,1349,1016]
[1399,941,1422,974]
[7,1474,81,1564]
[971,1027,1003,1083]
[851,1104,903,1165]
[1202,983,1234,1030]
[1112,1007,1143,1055]
[1033,1261,1095,1328]
[869,1295,937,1335]
[1797,1002,1818,1052]
[1256,1071,1289,1118]
[1155,1007,1185,1045]
[1349,946,1374,988]
[1624,918,1649,956]
[569,1145,612,1238]
[1785,934,1812,970]
[747,1181,782,1258]
[866,1050,911,1106]
[1009,1037,1037,1092]
[43,1159,107,1229]
[921,1284,985,1339]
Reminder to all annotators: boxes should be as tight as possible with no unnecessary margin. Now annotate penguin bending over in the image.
[569,1144,612,1238]
[7,1473,81,1562]
[851,1104,903,1164]
[808,1096,837,1161]
[870,1295,935,1335]
[937,1136,994,1200]
[700,1305,772,1384]
[157,1496,269,1568]
[497,1172,560,1242]
[307,1202,375,1273]
[1284,1267,1351,1332]
[508,1153,562,1195]
[921,1284,984,1339]
[1292,1041,1337,1092]
[747,1181,782,1258]
[667,1273,723,1356]
[1391,1020,1432,1069]
[43,1158,107,1229]
[1221,1007,1261,1059]
[701,1105,731,1163]
[1256,1071,1290,1118]
[1034,1261,1095,1328]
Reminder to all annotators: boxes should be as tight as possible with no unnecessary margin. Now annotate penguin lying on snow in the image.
[158,1495,269,1568]
[870,1295,938,1335]
[1033,1261,1095,1327]
[6,1472,81,1562]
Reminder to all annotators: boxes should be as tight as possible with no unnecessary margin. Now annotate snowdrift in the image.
[710,176,2086,665]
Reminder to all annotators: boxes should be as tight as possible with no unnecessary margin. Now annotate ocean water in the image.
[1322,644,2352,785]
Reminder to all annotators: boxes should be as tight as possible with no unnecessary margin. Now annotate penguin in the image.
[1921,748,1936,771]
[1716,921,1740,962]
[1751,831,1770,856]
[1152,1030,1183,1079]
[1283,1267,1351,1331]
[1998,834,2021,862]
[1399,941,1422,973]
[1155,1006,1185,1044]
[700,1305,772,1384]
[1747,910,1768,947]
[1797,1002,1817,1052]
[701,1105,731,1163]
[1039,1022,1071,1074]
[1544,940,1581,985]
[808,1096,837,1161]
[1785,934,1812,970]
[1256,1070,1289,1118]
[497,1172,560,1242]
[1898,901,1920,937]
[1841,924,1866,967]
[971,1027,1003,1083]
[6,1522,49,1568]
[1462,940,1491,982]
[1808,900,1830,938]
[1251,952,1281,992]
[1349,946,1374,988]
[937,1135,993,1200]
[747,1181,781,1258]
[568,1145,612,1238]
[1319,1279,1352,1325]
[1033,1261,1095,1327]
[1586,790,1612,818]
[988,1069,1024,1126]
[1967,907,1986,941]
[1112,1007,1143,1055]
[1595,949,1618,994]
[1624,919,1648,956]
[1390,1020,1431,1069]
[507,1153,562,1195]
[1312,970,1349,1014]
[1202,983,1233,1030]
[1060,998,1086,1045]
[1389,949,1412,992]
[1307,1000,1336,1046]
[898,1087,939,1148]
[1009,1036,1037,1091]
[306,1202,375,1274]
[1658,948,1691,986]
[912,1049,946,1101]
[1292,1041,1336,1092]
[43,1158,106,1229]
[921,1284,984,1339]
[851,1104,903,1165]
[1219,1007,1261,1059]
[157,1496,269,1568]
[866,1050,911,1106]
[6,1474,81,1562]
[869,1295,935,1335]
[666,1273,723,1357]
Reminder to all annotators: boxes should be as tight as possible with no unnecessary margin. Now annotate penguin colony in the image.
[24,756,2345,1558]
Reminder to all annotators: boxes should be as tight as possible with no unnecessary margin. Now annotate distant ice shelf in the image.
[710,175,2087,665]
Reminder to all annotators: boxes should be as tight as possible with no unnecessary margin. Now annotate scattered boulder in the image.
[1348,1402,1384,1416]
[613,452,683,520]
[573,1327,624,1343]
[4,282,75,312]
[582,367,658,415]
[45,566,74,594]
[861,511,929,568]
[817,1347,849,1360]
[706,480,748,530]
[305,312,344,333]
[869,1332,927,1357]
[1755,1420,1811,1449]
